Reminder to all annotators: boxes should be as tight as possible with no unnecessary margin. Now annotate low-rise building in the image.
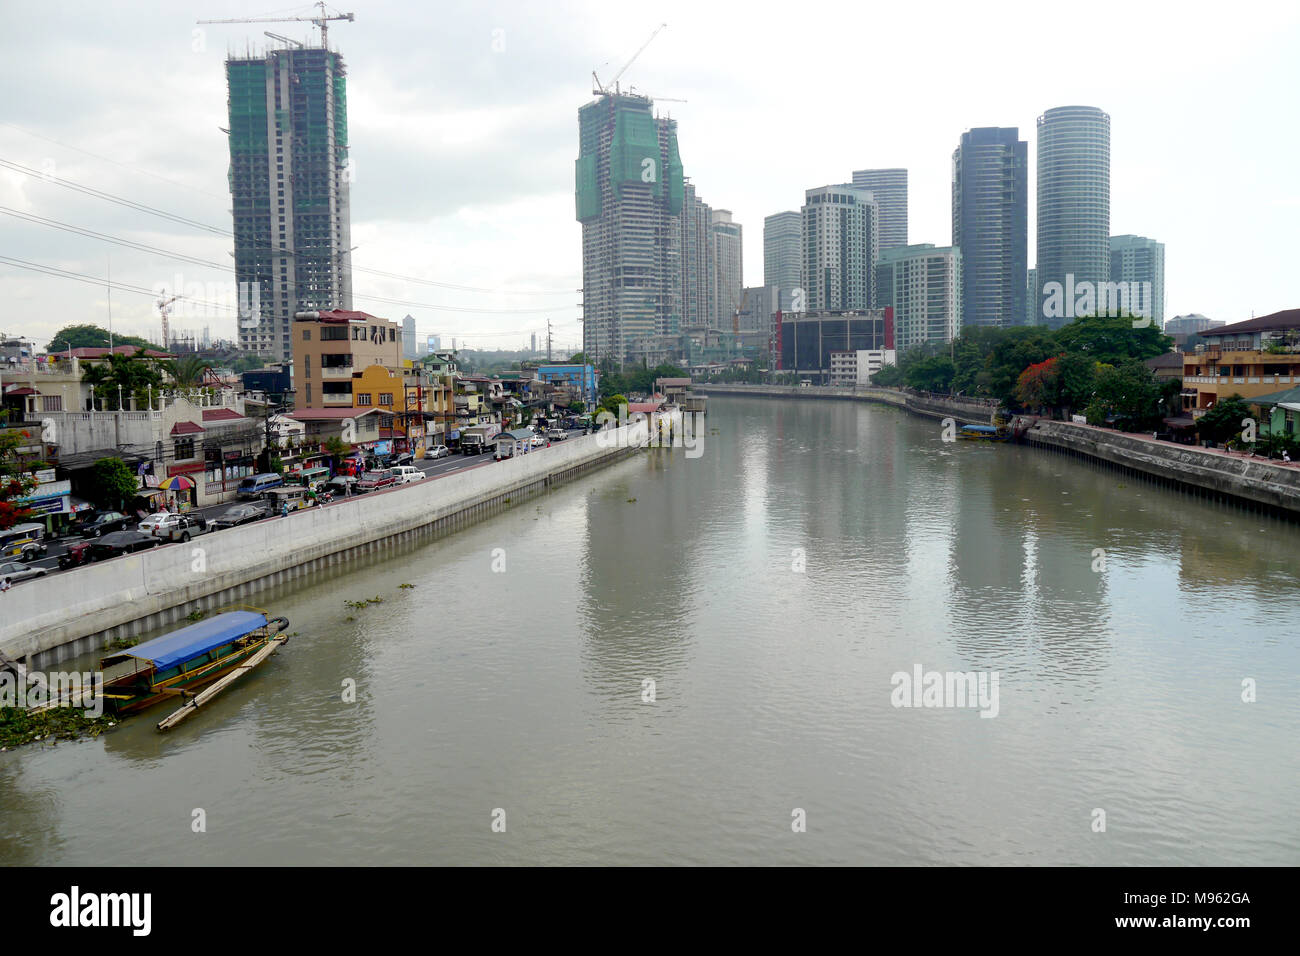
[1181,309,1300,416]
[829,349,897,385]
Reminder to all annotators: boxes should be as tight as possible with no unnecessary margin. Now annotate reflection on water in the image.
[1,396,1297,865]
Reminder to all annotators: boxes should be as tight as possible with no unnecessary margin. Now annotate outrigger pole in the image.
[156,631,290,731]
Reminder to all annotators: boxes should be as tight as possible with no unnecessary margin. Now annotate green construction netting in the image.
[610,106,661,200]
[575,154,600,222]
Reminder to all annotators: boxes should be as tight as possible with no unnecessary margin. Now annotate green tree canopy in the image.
[87,457,138,511]
[1053,313,1172,365]
[45,324,159,354]
[1092,360,1163,429]
[163,355,212,387]
[81,351,167,410]
[1196,394,1254,444]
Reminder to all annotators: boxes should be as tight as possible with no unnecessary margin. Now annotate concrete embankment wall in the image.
[700,384,1300,520]
[3,418,655,669]
[693,384,996,423]
[1023,419,1300,517]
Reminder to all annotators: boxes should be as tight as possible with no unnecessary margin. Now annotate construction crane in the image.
[264,31,305,48]
[592,23,667,96]
[157,293,181,350]
[198,2,355,48]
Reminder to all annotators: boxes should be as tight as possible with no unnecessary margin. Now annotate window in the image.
[304,354,311,376]
[305,383,312,404]
[357,393,372,405]
[41,395,63,412]
[174,437,195,460]
[302,329,311,340]
[320,326,347,340]
[379,393,394,406]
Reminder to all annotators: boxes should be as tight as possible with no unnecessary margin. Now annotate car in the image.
[355,469,398,493]
[324,475,359,497]
[424,444,450,460]
[530,435,547,448]
[391,465,424,484]
[137,511,181,535]
[209,502,272,529]
[87,530,162,561]
[0,560,48,584]
[389,451,415,467]
[79,511,129,538]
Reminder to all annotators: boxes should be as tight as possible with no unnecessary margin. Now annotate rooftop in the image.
[1200,309,1300,337]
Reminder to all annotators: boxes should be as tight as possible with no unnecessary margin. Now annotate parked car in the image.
[137,511,179,535]
[79,511,129,538]
[209,501,271,529]
[154,515,214,542]
[546,428,569,441]
[391,465,424,484]
[389,450,415,467]
[530,435,547,448]
[0,559,48,584]
[355,469,398,493]
[324,475,359,497]
[424,444,450,460]
[58,541,94,570]
[0,523,48,561]
[88,530,162,561]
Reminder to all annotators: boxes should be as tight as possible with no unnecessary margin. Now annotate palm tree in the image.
[163,355,212,388]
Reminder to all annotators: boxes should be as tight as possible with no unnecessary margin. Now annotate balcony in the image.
[322,392,354,405]
[320,366,354,379]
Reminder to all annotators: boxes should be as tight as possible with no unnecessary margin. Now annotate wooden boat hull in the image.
[104,641,272,716]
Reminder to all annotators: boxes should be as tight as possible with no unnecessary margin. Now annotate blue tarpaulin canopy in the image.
[103,611,267,671]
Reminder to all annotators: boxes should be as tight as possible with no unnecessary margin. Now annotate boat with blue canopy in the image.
[99,607,289,717]
[958,423,1011,442]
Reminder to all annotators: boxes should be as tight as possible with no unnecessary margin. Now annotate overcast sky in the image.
[2,0,1297,353]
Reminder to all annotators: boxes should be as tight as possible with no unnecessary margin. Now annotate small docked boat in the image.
[99,607,289,718]
[958,423,1011,442]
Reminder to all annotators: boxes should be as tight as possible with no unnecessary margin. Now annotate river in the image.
[2,394,1297,865]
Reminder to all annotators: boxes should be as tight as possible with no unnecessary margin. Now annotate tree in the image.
[568,353,587,364]
[1053,313,1172,365]
[0,431,39,531]
[45,324,159,353]
[1055,352,1100,416]
[871,363,904,387]
[1092,360,1162,430]
[87,457,138,511]
[322,436,351,469]
[80,351,167,410]
[1196,394,1254,444]
[1014,356,1061,412]
[163,355,212,387]
[904,356,955,393]
[604,394,629,419]
[567,400,586,413]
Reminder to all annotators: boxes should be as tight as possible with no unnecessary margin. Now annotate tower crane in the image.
[157,293,182,350]
[592,23,668,96]
[197,2,355,48]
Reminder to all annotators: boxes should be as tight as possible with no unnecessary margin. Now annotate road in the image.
[20,428,589,579]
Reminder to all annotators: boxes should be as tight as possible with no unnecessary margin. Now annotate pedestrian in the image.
[1,577,10,593]
[281,501,290,518]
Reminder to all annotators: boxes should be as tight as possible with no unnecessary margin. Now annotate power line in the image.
[0,155,576,297]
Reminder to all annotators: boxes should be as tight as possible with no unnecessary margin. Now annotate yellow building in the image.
[352,363,453,456]
[1181,309,1300,416]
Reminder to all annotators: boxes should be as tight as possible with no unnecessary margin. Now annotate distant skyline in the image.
[1,0,1297,350]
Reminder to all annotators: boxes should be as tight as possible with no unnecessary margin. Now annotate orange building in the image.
[352,363,453,457]
[292,309,400,409]
[1181,309,1300,416]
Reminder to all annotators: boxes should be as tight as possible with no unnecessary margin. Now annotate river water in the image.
[2,395,1297,865]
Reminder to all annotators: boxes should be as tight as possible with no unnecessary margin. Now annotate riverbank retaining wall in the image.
[3,418,654,669]
[699,384,1300,520]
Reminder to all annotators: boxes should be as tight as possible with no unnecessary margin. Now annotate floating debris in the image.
[0,707,116,750]
[343,596,384,609]
[398,583,415,590]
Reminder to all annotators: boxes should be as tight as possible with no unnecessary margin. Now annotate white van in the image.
[392,465,424,484]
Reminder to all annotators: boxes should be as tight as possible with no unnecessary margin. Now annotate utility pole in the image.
[547,318,553,363]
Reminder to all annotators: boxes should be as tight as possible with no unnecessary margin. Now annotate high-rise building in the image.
[850,169,908,252]
[1164,314,1221,335]
[226,45,353,362]
[680,180,714,330]
[712,209,743,329]
[876,244,962,352]
[1036,105,1111,329]
[951,128,1027,329]
[402,315,417,359]
[763,211,801,293]
[1026,268,1038,325]
[576,92,684,365]
[1110,235,1165,326]
[426,334,441,352]
[801,185,878,312]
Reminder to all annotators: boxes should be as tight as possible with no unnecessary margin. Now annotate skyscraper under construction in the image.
[576,92,684,366]
[226,43,354,361]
